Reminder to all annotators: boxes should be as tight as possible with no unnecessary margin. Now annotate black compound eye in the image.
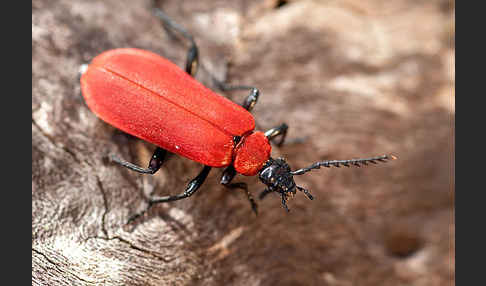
[260,165,277,181]
[259,168,271,180]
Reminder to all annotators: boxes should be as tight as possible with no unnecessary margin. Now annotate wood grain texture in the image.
[32,0,454,285]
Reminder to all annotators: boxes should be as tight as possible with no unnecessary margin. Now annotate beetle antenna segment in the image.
[291,155,397,176]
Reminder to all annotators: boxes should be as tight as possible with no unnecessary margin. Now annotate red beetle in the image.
[80,8,395,220]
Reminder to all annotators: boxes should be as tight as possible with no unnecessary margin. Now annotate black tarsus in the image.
[221,166,258,215]
[297,186,314,200]
[281,194,290,212]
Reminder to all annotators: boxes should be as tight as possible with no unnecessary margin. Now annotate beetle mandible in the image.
[80,5,395,222]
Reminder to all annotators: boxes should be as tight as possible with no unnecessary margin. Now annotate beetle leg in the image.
[127,165,212,224]
[152,2,199,77]
[152,2,262,111]
[220,166,258,215]
[258,188,272,200]
[148,165,211,202]
[296,186,314,200]
[184,44,199,77]
[212,79,261,112]
[110,147,167,175]
[264,123,288,147]
[220,165,237,185]
[225,182,258,216]
[281,194,290,212]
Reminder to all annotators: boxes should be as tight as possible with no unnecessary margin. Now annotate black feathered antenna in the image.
[291,154,397,176]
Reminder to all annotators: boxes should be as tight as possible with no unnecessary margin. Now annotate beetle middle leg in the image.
[220,166,258,215]
[127,165,212,224]
[212,80,261,112]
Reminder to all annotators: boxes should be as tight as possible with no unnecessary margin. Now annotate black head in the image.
[258,157,313,211]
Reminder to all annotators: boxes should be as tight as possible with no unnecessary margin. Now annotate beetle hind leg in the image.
[109,147,167,175]
[152,1,199,77]
[152,1,261,112]
[127,165,212,224]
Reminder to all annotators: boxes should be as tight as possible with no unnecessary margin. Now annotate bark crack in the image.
[32,118,83,165]
[87,176,175,263]
[32,248,98,284]
[96,176,110,238]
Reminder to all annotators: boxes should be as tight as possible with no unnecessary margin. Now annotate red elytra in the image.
[80,48,271,176]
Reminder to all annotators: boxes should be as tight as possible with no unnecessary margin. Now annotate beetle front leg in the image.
[110,147,167,175]
[221,166,258,215]
[259,189,292,212]
[258,188,272,200]
[127,165,212,224]
[264,123,288,147]
[281,194,290,212]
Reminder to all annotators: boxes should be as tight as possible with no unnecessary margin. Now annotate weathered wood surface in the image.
[32,0,454,285]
